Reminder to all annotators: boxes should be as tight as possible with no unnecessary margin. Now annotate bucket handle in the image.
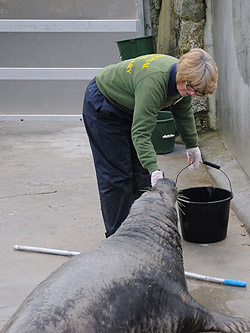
[175,160,233,194]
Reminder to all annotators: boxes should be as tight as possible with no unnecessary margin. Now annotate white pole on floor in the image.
[185,271,247,288]
[13,245,247,287]
[13,245,80,257]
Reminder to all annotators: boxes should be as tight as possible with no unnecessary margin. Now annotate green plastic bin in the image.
[151,111,176,154]
[116,35,154,60]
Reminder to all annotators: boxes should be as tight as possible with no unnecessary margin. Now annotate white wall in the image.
[212,0,250,177]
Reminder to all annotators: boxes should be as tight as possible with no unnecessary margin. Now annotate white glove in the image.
[151,170,164,187]
[186,147,202,170]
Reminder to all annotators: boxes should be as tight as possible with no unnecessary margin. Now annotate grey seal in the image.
[2,179,250,332]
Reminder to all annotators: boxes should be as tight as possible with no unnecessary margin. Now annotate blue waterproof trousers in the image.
[83,78,151,237]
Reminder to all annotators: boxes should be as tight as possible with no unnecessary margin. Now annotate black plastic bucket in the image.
[177,161,233,243]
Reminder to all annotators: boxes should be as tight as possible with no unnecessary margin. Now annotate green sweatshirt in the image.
[96,54,198,174]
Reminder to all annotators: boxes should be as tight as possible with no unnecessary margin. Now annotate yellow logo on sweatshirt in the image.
[126,59,136,74]
[141,55,166,68]
[126,54,166,74]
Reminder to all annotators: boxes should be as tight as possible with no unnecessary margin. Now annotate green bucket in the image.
[151,111,176,154]
[116,36,154,61]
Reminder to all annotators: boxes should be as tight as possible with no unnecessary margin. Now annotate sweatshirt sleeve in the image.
[131,76,166,174]
[170,96,198,149]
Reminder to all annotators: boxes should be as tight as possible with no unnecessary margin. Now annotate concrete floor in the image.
[0,121,250,330]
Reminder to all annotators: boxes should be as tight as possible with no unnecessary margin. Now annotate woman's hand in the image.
[186,147,202,169]
[151,170,164,186]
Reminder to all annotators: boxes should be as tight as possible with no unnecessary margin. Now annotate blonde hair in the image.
[176,48,218,95]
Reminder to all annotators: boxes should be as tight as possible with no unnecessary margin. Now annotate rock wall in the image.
[149,0,162,51]
[152,0,209,133]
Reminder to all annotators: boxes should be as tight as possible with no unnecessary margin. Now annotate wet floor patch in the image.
[187,279,242,316]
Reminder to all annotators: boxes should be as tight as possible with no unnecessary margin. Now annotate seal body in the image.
[2,179,250,332]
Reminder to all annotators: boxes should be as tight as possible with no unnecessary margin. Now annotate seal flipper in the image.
[185,296,250,332]
[179,294,250,333]
[202,310,250,333]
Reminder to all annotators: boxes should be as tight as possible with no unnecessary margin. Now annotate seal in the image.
[2,179,250,332]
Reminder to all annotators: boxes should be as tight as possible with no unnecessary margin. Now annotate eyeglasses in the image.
[186,82,205,97]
